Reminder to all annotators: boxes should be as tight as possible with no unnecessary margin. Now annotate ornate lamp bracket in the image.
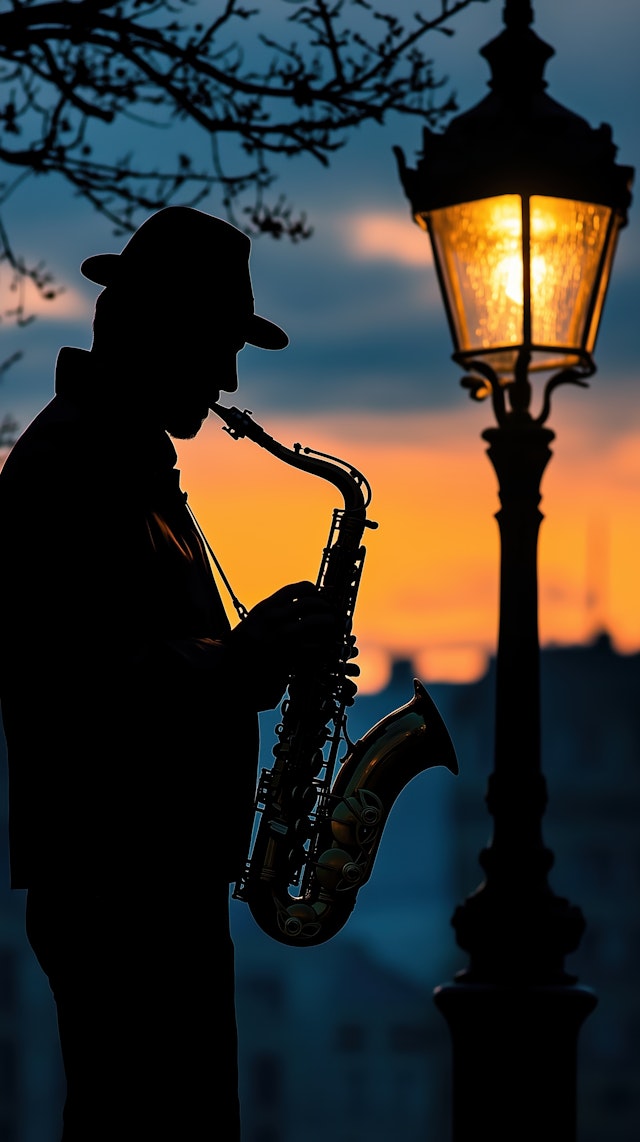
[459,349,594,427]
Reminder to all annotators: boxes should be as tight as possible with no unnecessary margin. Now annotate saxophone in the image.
[211,403,459,946]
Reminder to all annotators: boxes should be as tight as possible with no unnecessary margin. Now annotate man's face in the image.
[147,313,245,440]
[92,287,256,437]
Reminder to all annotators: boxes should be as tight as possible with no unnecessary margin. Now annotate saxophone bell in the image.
[240,677,458,947]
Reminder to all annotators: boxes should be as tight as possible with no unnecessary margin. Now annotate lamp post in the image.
[395,2,633,1140]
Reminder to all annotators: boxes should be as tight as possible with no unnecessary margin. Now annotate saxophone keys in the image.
[315,848,363,890]
[290,784,319,815]
[280,902,321,940]
[330,791,383,845]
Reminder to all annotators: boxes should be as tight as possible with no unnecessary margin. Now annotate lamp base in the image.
[434,979,597,1142]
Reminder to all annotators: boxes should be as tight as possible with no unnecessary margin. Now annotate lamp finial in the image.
[503,0,534,30]
[483,1,553,98]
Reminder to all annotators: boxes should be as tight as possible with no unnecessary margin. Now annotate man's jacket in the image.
[0,348,263,887]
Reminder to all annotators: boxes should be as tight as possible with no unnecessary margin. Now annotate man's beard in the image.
[166,410,208,440]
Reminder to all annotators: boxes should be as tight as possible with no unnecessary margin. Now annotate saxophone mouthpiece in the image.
[210,402,251,440]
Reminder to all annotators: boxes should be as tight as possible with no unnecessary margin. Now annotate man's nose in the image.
[220,361,239,393]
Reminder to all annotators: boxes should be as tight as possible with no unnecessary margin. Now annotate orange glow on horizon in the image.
[177,404,640,693]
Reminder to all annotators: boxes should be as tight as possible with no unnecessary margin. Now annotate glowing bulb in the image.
[501,255,524,305]
[501,253,548,306]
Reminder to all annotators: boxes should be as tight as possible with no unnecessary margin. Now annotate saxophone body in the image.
[212,403,459,947]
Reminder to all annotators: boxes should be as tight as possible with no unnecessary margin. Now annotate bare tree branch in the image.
[0,0,486,337]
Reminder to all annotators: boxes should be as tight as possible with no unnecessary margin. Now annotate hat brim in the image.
[80,253,289,351]
[80,253,119,286]
[245,314,289,351]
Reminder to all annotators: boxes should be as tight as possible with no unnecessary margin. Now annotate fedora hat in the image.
[80,206,289,351]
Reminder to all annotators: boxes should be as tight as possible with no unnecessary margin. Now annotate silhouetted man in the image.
[0,207,338,1141]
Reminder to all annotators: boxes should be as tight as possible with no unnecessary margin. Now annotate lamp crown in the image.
[394,4,634,217]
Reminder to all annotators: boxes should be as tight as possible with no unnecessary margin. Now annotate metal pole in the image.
[434,404,596,1142]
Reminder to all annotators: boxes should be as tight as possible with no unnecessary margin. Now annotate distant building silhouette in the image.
[0,721,64,1142]
[233,923,449,1142]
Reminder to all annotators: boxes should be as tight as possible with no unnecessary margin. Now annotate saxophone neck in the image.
[211,402,376,521]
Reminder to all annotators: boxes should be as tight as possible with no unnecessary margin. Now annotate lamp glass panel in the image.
[529,196,612,350]
[584,211,622,353]
[425,195,524,356]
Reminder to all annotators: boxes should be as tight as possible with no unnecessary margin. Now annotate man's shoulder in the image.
[0,397,82,479]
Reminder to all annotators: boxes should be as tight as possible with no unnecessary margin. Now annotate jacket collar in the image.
[54,346,178,469]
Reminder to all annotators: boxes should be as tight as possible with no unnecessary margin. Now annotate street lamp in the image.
[395,2,633,1140]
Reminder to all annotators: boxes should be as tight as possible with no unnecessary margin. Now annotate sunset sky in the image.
[1,0,639,693]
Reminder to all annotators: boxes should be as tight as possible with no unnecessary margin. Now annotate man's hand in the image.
[230,581,340,679]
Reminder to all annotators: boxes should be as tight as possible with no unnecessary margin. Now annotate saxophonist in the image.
[0,207,340,1142]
